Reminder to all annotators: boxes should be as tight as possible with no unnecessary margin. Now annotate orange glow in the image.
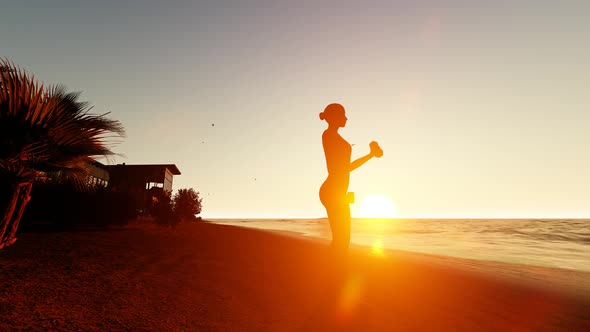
[371,238,385,257]
[337,275,363,316]
[358,194,396,218]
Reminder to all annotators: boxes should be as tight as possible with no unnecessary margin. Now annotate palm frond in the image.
[0,58,125,188]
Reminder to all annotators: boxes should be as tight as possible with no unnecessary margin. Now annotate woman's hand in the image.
[349,141,383,171]
[370,141,383,158]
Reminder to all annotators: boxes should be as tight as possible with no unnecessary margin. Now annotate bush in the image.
[154,195,180,227]
[20,182,140,231]
[173,188,203,222]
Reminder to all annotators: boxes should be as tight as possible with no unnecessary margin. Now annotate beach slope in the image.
[0,222,588,331]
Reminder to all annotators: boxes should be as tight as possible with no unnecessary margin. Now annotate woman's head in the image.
[319,103,347,127]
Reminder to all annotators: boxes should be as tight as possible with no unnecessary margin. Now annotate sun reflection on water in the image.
[371,238,385,257]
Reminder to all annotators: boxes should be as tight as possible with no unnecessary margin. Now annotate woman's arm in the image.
[349,141,383,172]
[323,132,382,173]
[348,153,373,172]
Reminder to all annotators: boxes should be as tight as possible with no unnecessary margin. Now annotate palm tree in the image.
[0,58,125,249]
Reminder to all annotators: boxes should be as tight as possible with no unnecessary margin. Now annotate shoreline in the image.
[1,221,589,331]
[207,218,590,273]
[208,221,590,297]
[212,220,590,293]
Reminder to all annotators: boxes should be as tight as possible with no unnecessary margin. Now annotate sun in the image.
[358,194,397,218]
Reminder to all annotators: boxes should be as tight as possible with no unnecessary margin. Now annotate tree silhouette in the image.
[173,188,203,222]
[0,58,125,249]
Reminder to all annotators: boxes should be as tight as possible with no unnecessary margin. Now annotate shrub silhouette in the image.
[20,182,139,231]
[154,194,180,227]
[173,188,203,222]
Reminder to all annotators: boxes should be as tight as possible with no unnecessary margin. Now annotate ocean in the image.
[209,218,590,272]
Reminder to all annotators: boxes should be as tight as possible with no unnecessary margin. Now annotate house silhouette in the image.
[89,162,181,215]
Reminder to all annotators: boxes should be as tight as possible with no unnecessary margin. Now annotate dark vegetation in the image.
[173,188,203,222]
[1,58,204,245]
[19,183,140,232]
[0,58,125,248]
[155,188,203,227]
[18,183,204,231]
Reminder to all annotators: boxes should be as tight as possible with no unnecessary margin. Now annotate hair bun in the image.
[319,112,325,120]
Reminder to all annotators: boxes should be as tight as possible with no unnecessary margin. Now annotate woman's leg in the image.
[326,200,351,252]
[320,185,351,253]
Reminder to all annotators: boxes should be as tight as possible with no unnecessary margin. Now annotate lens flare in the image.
[371,238,385,257]
[337,275,363,318]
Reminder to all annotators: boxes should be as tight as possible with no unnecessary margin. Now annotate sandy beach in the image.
[0,221,588,331]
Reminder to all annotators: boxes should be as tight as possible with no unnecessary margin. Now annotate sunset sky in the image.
[2,1,589,218]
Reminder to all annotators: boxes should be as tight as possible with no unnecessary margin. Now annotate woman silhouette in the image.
[319,103,383,253]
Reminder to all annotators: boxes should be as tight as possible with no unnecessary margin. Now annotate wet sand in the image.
[0,221,588,331]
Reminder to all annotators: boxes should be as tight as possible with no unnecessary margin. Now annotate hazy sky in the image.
[2,1,589,218]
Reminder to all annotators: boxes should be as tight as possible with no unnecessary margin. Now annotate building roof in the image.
[104,164,181,175]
